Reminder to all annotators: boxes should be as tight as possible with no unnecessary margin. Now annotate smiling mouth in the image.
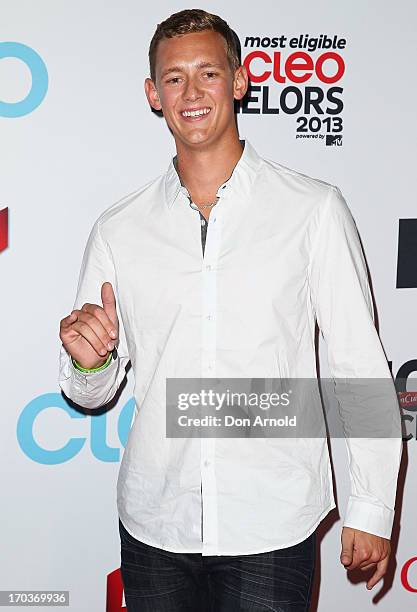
[180,107,212,120]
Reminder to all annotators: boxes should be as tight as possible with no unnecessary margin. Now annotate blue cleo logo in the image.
[17,394,136,464]
[0,42,48,117]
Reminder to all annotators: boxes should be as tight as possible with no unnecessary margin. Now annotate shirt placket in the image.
[199,186,226,555]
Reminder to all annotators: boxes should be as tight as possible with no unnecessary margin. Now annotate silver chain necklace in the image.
[174,158,221,210]
[187,196,219,210]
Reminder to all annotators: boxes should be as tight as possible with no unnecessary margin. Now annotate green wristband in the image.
[72,352,113,373]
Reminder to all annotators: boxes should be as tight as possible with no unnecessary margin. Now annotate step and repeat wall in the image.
[1,1,416,610]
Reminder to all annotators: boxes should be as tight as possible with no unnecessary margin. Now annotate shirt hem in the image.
[118,514,204,553]
[202,500,337,556]
[118,500,337,556]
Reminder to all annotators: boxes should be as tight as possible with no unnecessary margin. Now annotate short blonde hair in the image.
[148,8,241,84]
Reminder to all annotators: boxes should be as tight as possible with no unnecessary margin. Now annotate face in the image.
[144,30,248,148]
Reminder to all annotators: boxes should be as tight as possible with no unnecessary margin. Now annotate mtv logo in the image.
[0,207,8,252]
[326,135,343,146]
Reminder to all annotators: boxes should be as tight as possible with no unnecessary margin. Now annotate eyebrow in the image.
[161,61,225,78]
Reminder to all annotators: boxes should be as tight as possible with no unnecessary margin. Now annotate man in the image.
[58,8,403,611]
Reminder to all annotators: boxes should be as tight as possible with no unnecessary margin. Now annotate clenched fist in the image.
[60,282,119,369]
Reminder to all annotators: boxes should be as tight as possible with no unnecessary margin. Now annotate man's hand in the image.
[340,526,391,590]
[59,281,119,369]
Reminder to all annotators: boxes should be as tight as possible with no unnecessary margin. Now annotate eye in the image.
[205,72,218,78]
[166,77,181,84]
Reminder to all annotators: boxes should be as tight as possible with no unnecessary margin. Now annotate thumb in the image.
[101,281,117,325]
[340,529,354,566]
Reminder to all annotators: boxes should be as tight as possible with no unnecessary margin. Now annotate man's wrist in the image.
[71,352,113,373]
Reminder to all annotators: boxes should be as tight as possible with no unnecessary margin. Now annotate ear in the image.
[144,78,162,111]
[233,65,249,101]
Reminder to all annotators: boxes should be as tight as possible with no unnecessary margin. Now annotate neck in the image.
[174,130,244,204]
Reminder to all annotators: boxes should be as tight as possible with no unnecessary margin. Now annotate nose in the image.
[183,75,203,102]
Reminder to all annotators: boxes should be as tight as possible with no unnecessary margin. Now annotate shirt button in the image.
[205,264,211,271]
[204,460,210,467]
[206,314,213,320]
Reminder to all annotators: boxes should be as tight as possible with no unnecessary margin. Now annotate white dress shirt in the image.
[58,137,402,555]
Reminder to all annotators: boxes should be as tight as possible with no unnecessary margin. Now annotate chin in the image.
[176,130,214,146]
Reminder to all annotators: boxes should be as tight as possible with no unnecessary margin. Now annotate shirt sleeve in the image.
[307,184,403,540]
[58,218,131,409]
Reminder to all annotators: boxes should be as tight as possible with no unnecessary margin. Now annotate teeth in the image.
[181,108,211,117]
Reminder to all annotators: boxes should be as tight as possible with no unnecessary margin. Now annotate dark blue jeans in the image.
[119,518,316,611]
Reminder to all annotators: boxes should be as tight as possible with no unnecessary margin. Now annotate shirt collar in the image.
[164,137,263,209]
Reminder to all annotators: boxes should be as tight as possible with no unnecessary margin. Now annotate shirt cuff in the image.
[342,495,394,540]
